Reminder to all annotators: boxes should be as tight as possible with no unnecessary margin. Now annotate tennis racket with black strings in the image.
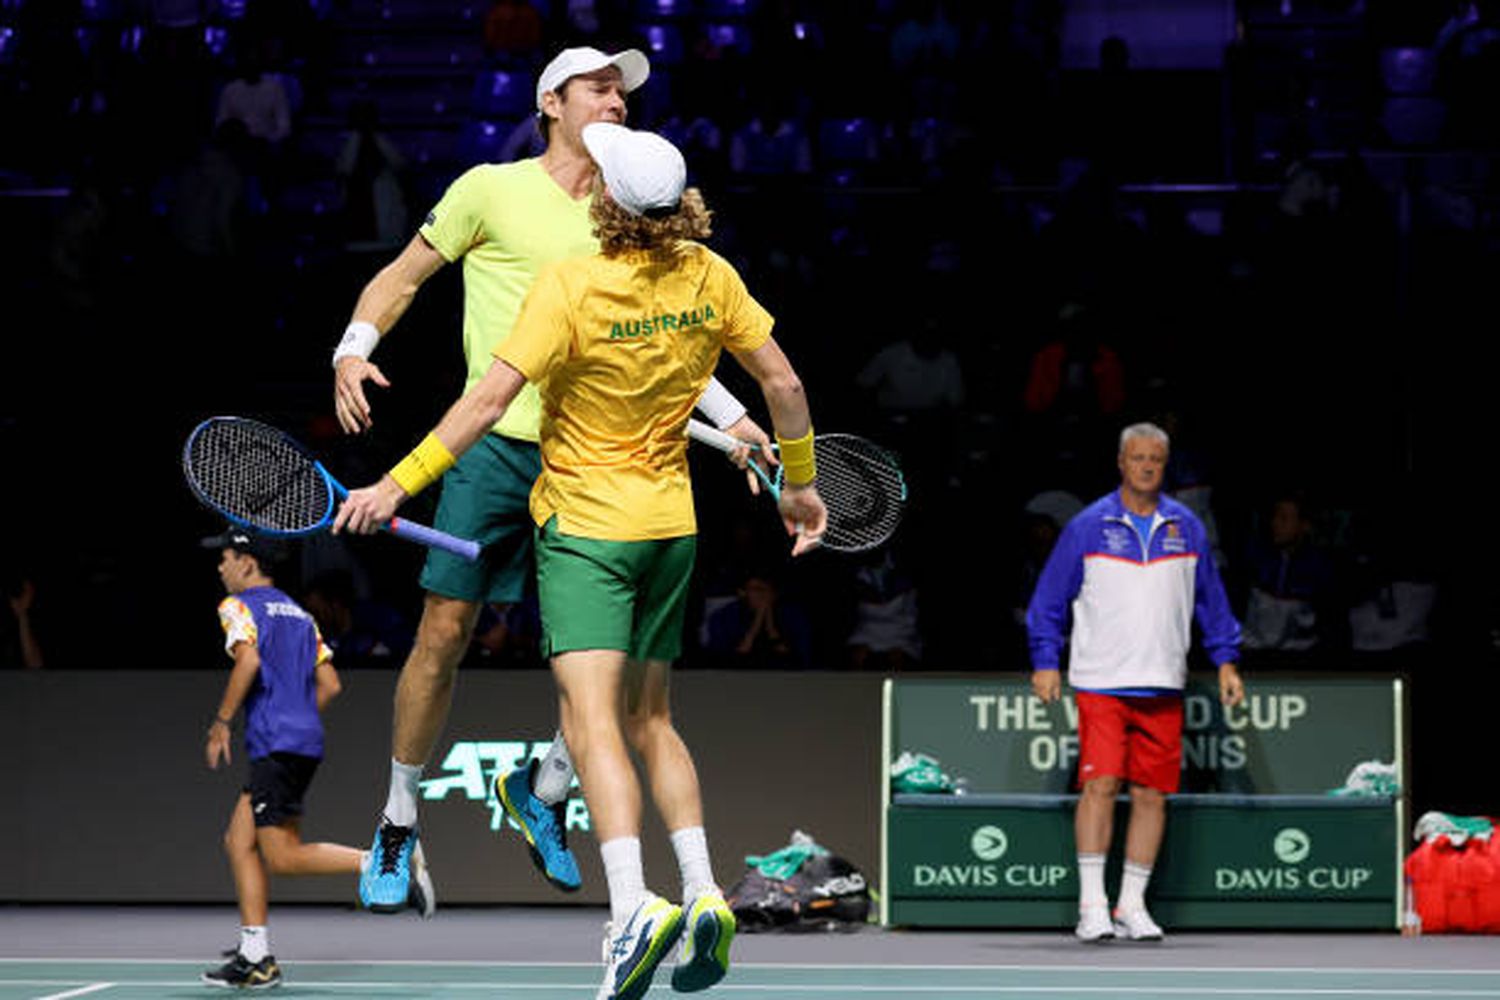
[183,416,481,561]
[687,418,906,553]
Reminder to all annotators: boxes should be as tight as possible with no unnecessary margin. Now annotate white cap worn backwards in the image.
[535,46,650,111]
[581,122,687,216]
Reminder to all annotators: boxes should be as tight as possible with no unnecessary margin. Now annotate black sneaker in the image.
[202,951,282,989]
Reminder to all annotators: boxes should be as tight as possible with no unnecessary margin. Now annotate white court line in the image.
[2,959,1499,975]
[30,984,114,1000]
[3,981,1500,998]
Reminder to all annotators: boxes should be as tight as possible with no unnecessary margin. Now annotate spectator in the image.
[1022,303,1126,421]
[1021,302,1127,494]
[1011,490,1084,629]
[170,118,255,261]
[889,0,961,113]
[2,569,45,670]
[855,288,966,492]
[334,99,410,250]
[846,548,923,671]
[1436,0,1500,145]
[1241,494,1342,655]
[1158,405,1228,572]
[1346,504,1438,658]
[856,310,967,417]
[216,44,292,152]
[301,570,412,668]
[483,0,544,63]
[702,567,813,670]
[728,82,813,178]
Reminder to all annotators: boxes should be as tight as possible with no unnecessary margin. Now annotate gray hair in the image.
[1118,422,1170,455]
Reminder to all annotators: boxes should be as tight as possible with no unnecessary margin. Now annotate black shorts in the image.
[244,752,320,828]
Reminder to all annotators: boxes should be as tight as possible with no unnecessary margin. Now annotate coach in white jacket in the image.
[1026,422,1245,943]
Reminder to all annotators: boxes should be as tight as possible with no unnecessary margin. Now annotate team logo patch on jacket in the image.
[1102,527,1132,555]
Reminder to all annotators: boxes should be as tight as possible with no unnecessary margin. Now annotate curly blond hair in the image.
[591,186,713,255]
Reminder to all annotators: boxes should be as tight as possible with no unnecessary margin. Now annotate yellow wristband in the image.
[388,433,457,496]
[776,426,816,486]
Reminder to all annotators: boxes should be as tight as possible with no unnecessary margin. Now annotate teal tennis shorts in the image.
[419,433,541,604]
[533,517,696,661]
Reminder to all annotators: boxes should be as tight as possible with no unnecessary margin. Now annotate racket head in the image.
[809,434,907,553]
[182,417,337,537]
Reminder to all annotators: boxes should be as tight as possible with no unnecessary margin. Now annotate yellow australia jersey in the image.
[419,158,596,442]
[496,241,774,540]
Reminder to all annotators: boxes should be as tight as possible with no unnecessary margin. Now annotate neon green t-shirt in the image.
[497,242,774,541]
[419,158,596,442]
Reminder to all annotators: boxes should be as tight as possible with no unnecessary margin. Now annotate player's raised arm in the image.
[333,234,448,433]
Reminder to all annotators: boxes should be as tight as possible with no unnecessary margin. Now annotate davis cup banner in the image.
[888,676,1401,794]
[880,675,1405,928]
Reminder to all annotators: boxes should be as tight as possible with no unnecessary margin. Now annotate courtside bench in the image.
[879,676,1407,929]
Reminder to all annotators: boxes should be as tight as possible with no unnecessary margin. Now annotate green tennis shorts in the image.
[419,432,541,604]
[533,517,696,661]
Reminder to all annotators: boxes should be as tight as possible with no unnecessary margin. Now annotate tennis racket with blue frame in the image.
[183,416,481,561]
[687,418,907,553]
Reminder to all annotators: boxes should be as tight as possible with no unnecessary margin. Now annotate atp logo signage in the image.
[420,739,591,835]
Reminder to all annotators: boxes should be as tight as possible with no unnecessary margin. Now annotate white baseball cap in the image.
[535,46,650,111]
[581,122,686,216]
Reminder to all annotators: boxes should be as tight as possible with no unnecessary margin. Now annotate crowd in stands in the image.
[1,0,1495,673]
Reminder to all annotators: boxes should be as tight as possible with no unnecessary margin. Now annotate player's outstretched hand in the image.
[1032,670,1062,704]
[722,414,775,496]
[334,356,392,433]
[780,483,827,556]
[333,477,407,535]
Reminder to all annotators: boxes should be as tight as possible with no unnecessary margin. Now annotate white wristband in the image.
[333,320,381,367]
[696,377,748,431]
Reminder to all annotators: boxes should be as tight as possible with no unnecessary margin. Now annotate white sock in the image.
[670,826,716,903]
[384,759,423,827]
[1118,861,1152,913]
[600,836,649,927]
[239,925,268,963]
[1078,853,1107,909]
[533,734,574,806]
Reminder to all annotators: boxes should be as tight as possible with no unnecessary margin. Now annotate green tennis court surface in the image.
[5,960,1500,999]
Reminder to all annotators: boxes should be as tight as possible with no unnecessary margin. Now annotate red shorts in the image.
[1075,690,1184,794]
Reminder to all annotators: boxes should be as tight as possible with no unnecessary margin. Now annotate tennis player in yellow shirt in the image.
[332,46,771,911]
[335,123,825,1000]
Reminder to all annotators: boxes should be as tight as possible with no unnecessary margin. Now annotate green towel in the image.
[1413,811,1494,845]
[1328,760,1400,797]
[746,830,829,879]
[891,750,955,794]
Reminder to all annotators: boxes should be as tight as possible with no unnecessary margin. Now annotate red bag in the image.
[1405,825,1500,933]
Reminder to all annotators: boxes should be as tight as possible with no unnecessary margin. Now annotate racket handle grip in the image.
[686,418,743,454]
[687,418,781,498]
[387,517,481,562]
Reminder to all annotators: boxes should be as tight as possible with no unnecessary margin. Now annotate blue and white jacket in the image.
[1026,491,1241,692]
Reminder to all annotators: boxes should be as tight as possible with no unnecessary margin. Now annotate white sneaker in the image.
[597,894,684,1000]
[408,840,436,919]
[1113,907,1164,941]
[1075,905,1115,942]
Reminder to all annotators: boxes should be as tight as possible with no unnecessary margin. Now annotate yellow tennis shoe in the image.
[671,890,736,992]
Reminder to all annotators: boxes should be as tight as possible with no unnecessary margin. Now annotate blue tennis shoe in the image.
[496,760,582,892]
[359,817,419,913]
